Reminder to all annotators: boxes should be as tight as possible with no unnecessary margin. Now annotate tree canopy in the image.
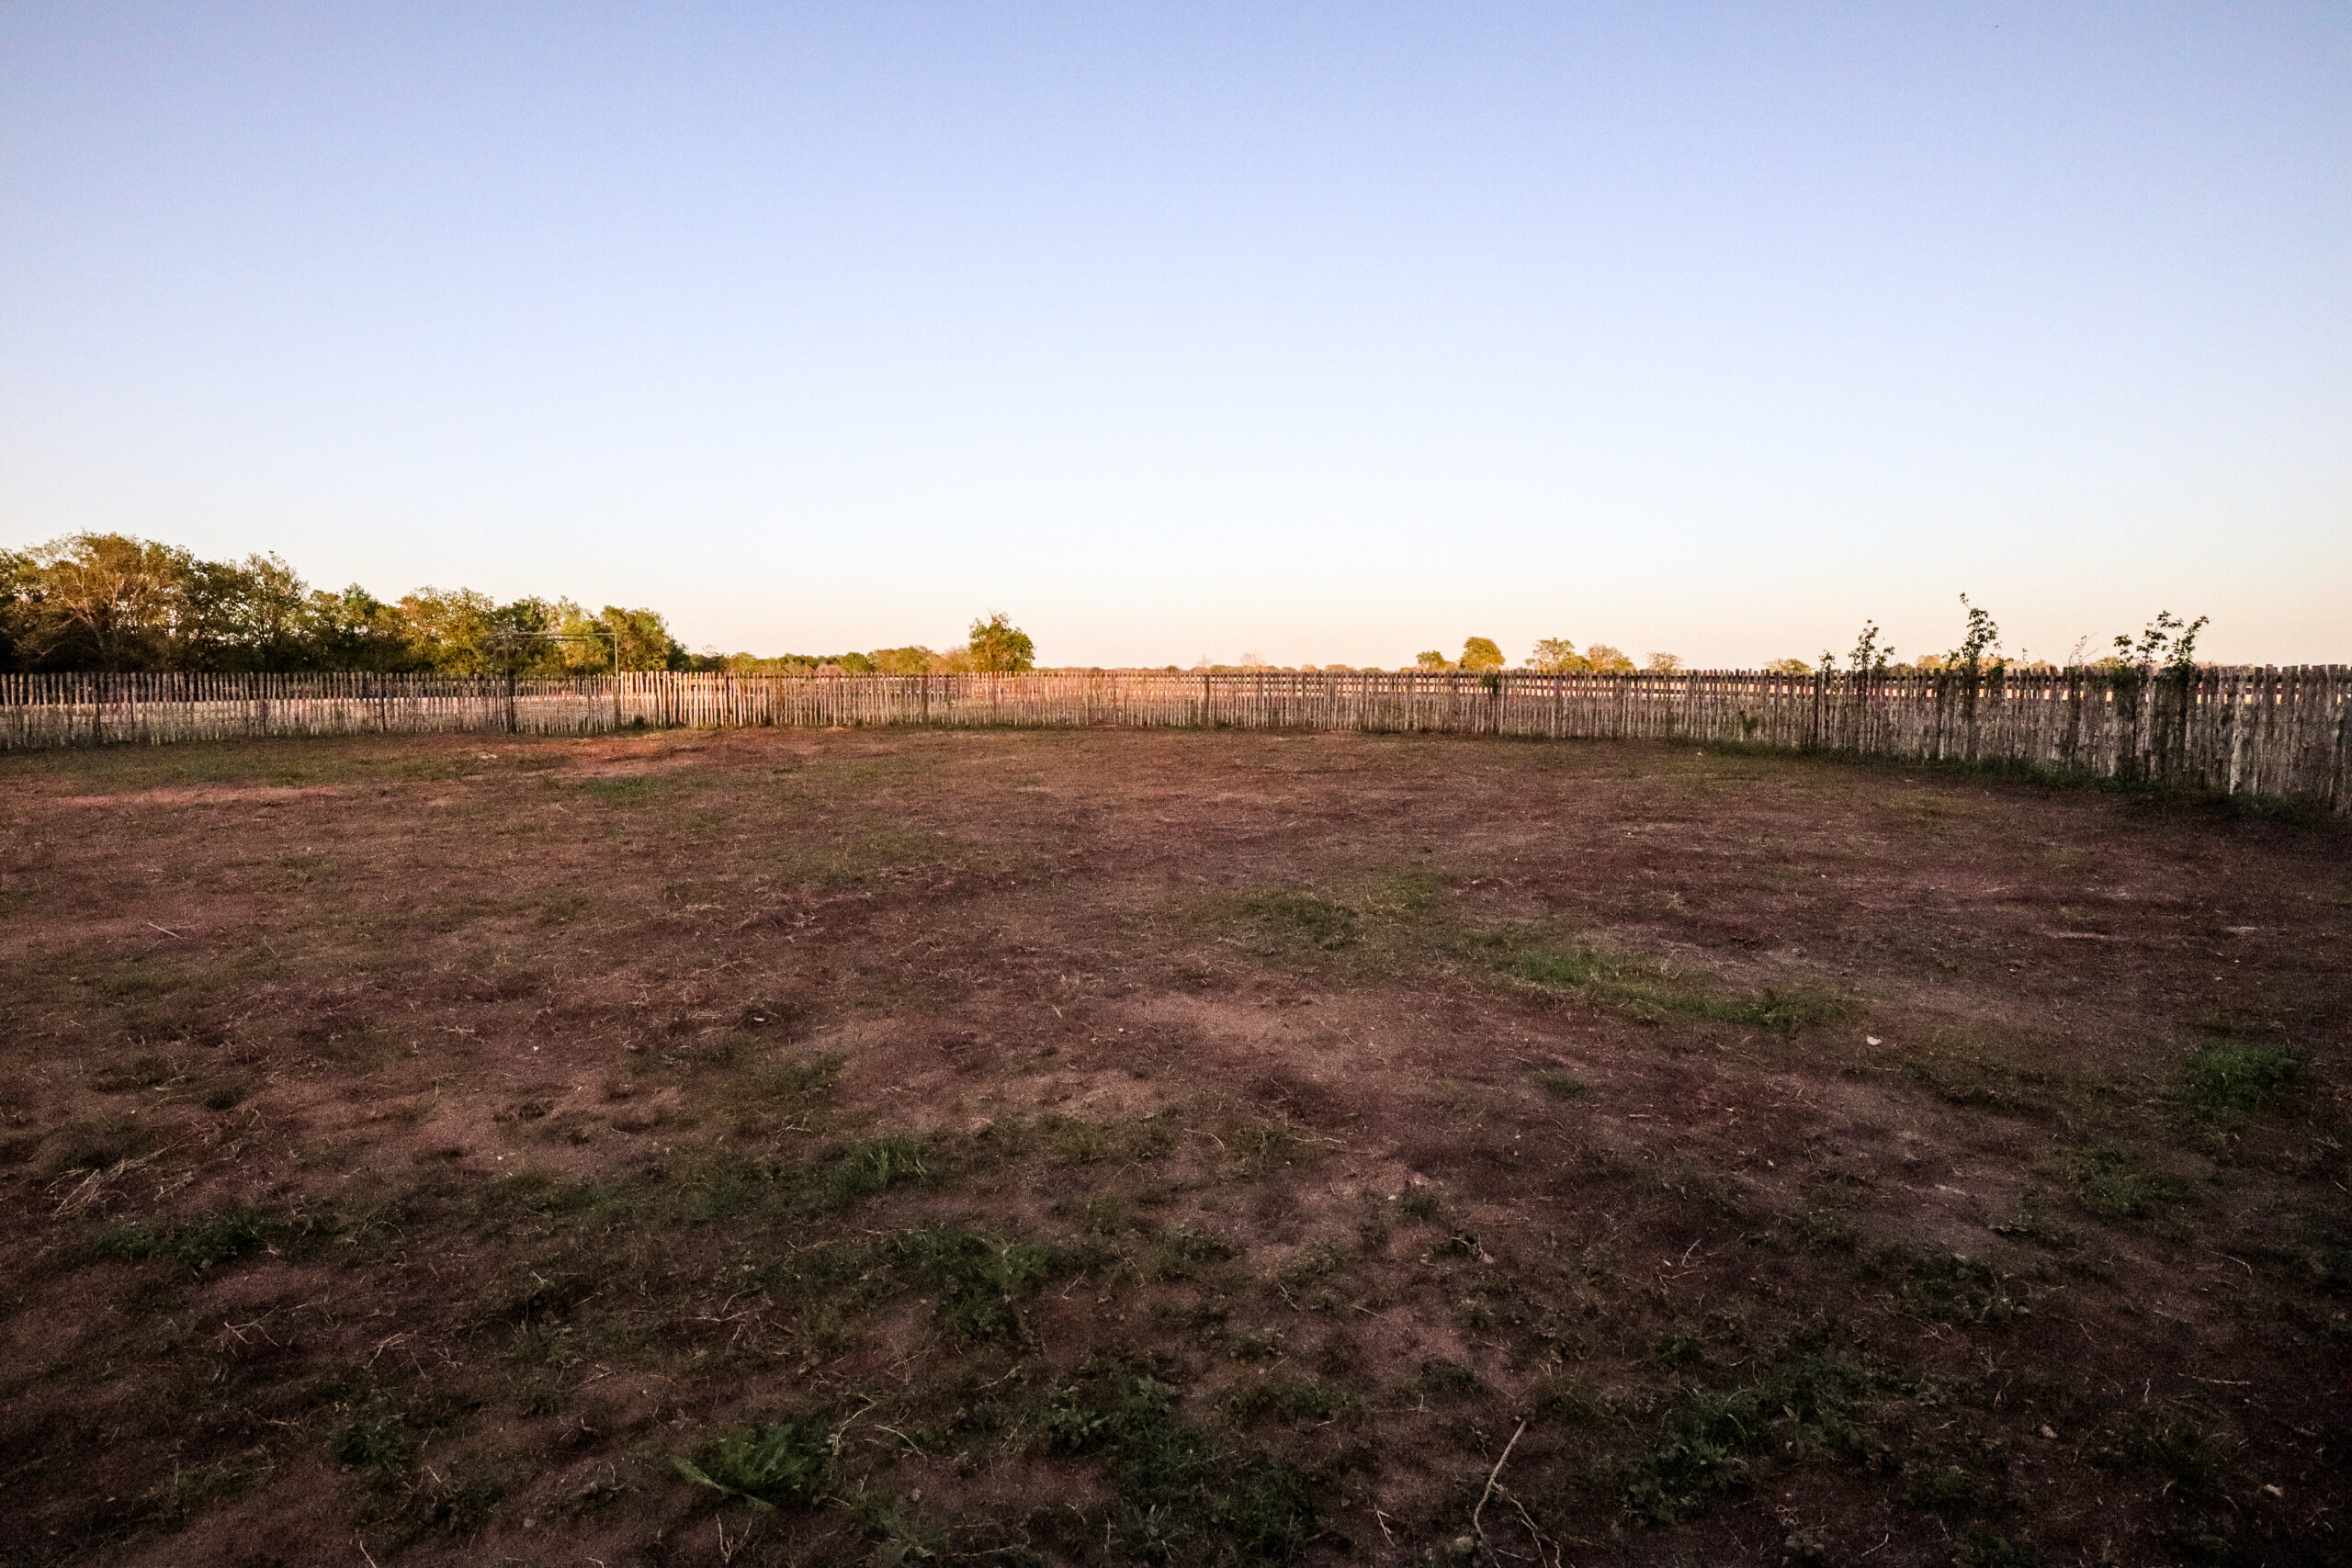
[967,612,1036,673]
[0,532,689,675]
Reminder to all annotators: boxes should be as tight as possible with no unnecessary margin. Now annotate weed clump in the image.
[890,1224,1063,1340]
[673,1416,832,1510]
[826,1134,934,1203]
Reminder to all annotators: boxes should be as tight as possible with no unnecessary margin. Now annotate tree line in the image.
[4,537,2198,684]
[0,534,1043,677]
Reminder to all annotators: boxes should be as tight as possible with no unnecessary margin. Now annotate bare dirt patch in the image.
[0,728,2345,1567]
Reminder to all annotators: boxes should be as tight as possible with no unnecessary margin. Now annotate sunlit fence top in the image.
[2,665,2345,812]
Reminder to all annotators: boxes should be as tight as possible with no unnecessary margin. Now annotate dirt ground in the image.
[0,726,2346,1568]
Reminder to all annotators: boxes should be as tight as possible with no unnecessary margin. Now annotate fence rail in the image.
[2,666,2345,812]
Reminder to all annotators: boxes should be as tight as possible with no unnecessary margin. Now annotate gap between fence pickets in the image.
[0,669,2344,813]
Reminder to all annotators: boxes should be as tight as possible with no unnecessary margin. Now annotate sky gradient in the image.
[3,2,2346,668]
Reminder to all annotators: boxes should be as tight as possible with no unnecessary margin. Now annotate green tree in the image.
[1584,644,1635,673]
[10,533,192,671]
[967,612,1035,673]
[1524,637,1586,673]
[1764,657,1810,676]
[1645,651,1685,673]
[1458,637,1505,671]
[300,587,420,671]
[1414,649,1452,671]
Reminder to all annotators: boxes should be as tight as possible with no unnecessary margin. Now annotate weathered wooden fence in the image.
[2,666,2345,812]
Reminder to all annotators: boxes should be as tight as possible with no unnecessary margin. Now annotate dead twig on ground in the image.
[1472,1416,1529,1547]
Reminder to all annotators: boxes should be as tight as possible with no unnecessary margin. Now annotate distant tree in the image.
[1764,657,1810,676]
[1645,651,1684,673]
[302,587,420,671]
[967,612,1035,672]
[0,547,34,669]
[868,645,937,675]
[1524,637,1586,673]
[9,532,191,670]
[1584,644,1635,673]
[595,605,687,671]
[1459,637,1505,671]
[1414,649,1452,671]
[1240,651,1270,670]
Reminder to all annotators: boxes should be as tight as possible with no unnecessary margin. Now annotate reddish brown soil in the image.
[0,727,2346,1568]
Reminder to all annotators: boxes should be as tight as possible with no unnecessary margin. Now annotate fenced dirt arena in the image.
[1,726,2346,1565]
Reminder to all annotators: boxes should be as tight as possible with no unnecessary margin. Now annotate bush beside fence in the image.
[1,666,2344,813]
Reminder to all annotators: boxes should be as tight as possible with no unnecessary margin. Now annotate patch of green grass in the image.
[1874,1250,2030,1325]
[1536,1069,1590,1099]
[1221,1373,1362,1426]
[673,1416,832,1511]
[1622,1355,1875,1522]
[2096,1405,2225,1493]
[581,776,661,805]
[2064,1145,2190,1220]
[2177,1044,2301,1122]
[1208,889,1359,951]
[825,1134,935,1204]
[889,1224,1065,1340]
[1050,1117,1116,1166]
[1227,1116,1317,1176]
[1473,930,1844,1033]
[91,1201,278,1270]
[1037,1358,1317,1564]
[1154,1226,1240,1280]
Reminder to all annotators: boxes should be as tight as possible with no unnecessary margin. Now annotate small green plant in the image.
[1537,1069,1589,1099]
[673,1416,832,1510]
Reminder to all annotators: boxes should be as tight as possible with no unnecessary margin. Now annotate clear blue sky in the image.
[3,2,2345,667]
